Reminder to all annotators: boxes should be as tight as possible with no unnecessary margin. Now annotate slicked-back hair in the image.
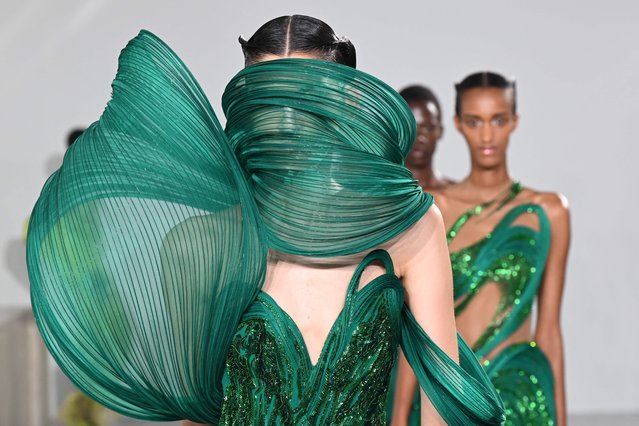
[399,85,442,116]
[239,15,356,68]
[454,72,516,116]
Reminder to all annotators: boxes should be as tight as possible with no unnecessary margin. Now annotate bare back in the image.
[262,206,456,366]
[263,256,387,364]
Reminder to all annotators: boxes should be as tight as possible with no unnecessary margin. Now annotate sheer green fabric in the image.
[27,31,504,424]
[222,58,427,256]
[28,31,267,421]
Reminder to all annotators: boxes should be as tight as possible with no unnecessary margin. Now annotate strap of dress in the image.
[340,249,395,321]
[349,249,395,291]
[447,182,523,244]
[338,250,506,423]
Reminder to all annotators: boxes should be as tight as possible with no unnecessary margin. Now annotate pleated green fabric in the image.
[27,30,504,424]
[28,30,267,421]
[222,58,427,256]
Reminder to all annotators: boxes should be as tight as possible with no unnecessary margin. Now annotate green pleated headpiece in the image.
[223,58,429,256]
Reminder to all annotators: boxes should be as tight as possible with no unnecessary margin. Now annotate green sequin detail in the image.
[220,253,403,425]
[448,183,557,424]
[486,343,555,426]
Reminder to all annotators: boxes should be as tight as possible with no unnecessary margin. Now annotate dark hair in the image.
[239,15,356,68]
[399,85,442,115]
[454,72,516,116]
[67,128,85,148]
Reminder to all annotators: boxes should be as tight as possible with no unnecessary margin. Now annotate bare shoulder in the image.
[403,204,445,241]
[427,187,445,201]
[386,205,446,274]
[525,187,570,224]
[428,184,458,210]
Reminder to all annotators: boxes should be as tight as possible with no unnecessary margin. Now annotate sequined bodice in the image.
[448,184,551,358]
[219,250,404,425]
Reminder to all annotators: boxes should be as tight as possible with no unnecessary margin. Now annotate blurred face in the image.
[454,87,517,169]
[405,100,443,168]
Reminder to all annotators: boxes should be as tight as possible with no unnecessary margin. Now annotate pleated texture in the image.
[401,309,505,425]
[223,58,428,256]
[485,343,556,425]
[27,30,504,424]
[27,31,267,422]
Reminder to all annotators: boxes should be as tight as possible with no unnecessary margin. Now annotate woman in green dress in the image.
[394,72,570,425]
[27,16,505,425]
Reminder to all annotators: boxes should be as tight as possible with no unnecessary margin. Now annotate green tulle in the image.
[27,30,504,424]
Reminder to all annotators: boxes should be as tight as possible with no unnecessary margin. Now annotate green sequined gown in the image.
[26,31,505,425]
[399,183,557,425]
[449,183,556,425]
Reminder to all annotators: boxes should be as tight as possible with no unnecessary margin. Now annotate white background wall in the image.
[1,0,637,416]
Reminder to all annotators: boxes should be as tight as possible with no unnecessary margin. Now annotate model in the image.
[26,17,505,425]
[399,85,454,190]
[394,71,569,426]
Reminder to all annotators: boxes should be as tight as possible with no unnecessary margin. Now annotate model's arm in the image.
[535,193,570,426]
[390,350,418,425]
[392,206,458,425]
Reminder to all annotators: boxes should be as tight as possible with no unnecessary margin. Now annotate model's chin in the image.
[473,157,504,170]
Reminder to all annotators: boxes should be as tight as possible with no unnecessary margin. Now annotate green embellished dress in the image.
[27,31,505,425]
[397,183,557,425]
[448,183,556,425]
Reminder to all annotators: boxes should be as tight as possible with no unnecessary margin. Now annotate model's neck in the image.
[466,164,511,189]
